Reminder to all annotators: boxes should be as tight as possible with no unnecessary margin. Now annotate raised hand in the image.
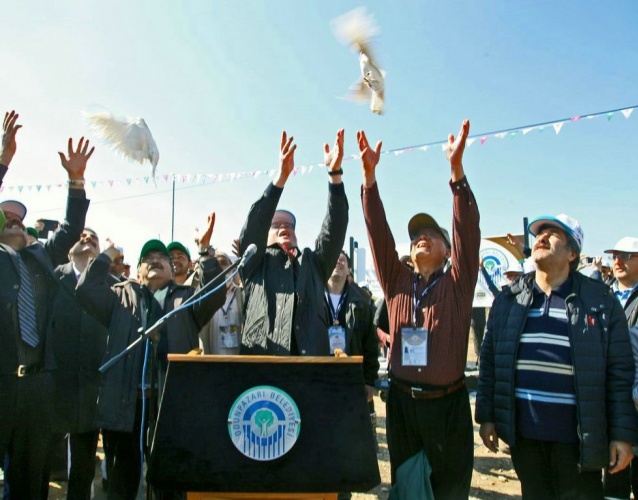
[324,128,345,176]
[103,238,123,262]
[1,110,22,166]
[58,137,95,184]
[274,131,296,188]
[446,119,470,182]
[357,130,382,188]
[198,212,216,249]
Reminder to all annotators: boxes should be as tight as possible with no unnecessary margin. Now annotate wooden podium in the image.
[147,355,381,499]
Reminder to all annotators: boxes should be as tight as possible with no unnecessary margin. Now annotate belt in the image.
[16,363,43,378]
[392,377,466,400]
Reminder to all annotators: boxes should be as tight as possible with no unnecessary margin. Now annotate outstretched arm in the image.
[45,137,94,266]
[315,129,349,279]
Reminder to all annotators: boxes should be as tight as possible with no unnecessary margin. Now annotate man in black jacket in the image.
[51,227,115,499]
[476,214,637,498]
[77,236,226,499]
[238,130,349,356]
[0,110,93,498]
[602,236,638,499]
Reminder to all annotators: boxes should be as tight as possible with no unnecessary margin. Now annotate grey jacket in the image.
[76,254,225,432]
[476,271,638,470]
[239,182,348,355]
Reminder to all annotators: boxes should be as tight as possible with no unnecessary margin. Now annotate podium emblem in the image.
[227,385,301,461]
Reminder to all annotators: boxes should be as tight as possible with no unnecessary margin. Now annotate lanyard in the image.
[325,289,348,326]
[412,275,441,327]
[221,291,237,317]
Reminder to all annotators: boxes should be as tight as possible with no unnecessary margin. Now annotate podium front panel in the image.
[147,356,380,493]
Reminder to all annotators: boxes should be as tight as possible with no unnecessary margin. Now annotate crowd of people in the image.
[2,108,638,500]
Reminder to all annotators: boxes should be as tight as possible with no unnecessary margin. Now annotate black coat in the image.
[51,262,115,434]
[0,186,89,447]
[76,254,226,432]
[476,271,638,470]
[239,182,349,355]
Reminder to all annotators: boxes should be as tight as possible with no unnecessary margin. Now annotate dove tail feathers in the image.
[331,7,379,52]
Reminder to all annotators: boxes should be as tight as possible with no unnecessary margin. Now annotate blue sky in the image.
[1,1,636,270]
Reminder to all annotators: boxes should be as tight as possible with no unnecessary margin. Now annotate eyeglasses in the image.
[611,253,637,261]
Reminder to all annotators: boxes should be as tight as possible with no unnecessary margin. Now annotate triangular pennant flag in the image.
[91,181,97,188]
[301,166,308,175]
[18,186,23,192]
[393,150,405,156]
[466,138,476,147]
[127,179,132,185]
[480,136,488,145]
[419,145,429,152]
[494,132,507,139]
[36,185,42,192]
[570,116,581,121]
[441,143,447,151]
[308,165,314,173]
[108,180,114,187]
[621,108,634,119]
[552,122,564,135]
[522,127,534,135]
[607,112,614,121]
[144,176,150,184]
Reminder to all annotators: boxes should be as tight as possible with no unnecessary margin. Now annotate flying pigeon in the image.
[83,110,160,180]
[332,7,385,115]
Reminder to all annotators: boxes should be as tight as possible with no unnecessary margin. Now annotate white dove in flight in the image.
[83,110,160,180]
[332,7,385,115]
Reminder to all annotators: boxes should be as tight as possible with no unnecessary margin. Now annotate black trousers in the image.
[510,435,603,499]
[0,372,54,499]
[102,399,148,500]
[67,430,100,500]
[603,455,638,499]
[386,384,473,499]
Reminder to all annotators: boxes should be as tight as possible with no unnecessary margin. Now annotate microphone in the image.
[239,243,258,270]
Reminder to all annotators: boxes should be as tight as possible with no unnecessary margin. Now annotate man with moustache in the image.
[76,236,225,499]
[238,130,348,356]
[359,120,480,498]
[50,228,115,499]
[168,241,192,285]
[0,110,93,498]
[602,236,638,498]
[476,215,637,499]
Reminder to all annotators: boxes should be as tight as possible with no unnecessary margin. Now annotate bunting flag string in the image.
[0,105,635,194]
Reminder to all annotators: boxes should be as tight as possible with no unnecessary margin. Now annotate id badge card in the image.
[220,325,239,348]
[328,326,346,354]
[401,327,428,367]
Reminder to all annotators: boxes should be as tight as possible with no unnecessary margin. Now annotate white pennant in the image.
[621,108,634,119]
[552,122,564,135]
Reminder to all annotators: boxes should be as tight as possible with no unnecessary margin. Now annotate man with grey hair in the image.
[477,214,637,498]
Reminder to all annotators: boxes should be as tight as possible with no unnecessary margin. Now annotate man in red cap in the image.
[0,110,93,498]
[359,120,480,498]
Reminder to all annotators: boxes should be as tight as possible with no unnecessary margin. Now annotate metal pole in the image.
[171,175,176,241]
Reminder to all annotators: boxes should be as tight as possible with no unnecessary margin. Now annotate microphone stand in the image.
[99,257,243,374]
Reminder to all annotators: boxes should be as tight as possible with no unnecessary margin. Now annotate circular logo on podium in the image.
[227,385,301,461]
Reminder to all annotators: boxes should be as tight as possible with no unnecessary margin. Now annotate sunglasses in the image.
[611,253,637,261]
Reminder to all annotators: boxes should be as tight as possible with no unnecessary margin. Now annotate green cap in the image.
[0,209,5,233]
[138,239,169,265]
[26,227,39,239]
[167,241,191,260]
